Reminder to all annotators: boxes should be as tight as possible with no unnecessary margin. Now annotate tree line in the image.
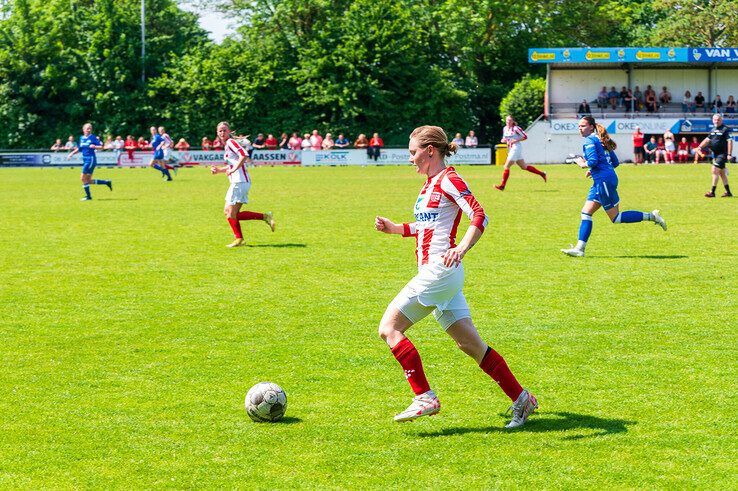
[1,0,736,149]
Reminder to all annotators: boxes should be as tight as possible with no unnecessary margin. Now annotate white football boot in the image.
[651,209,667,231]
[561,244,585,257]
[394,390,440,422]
[263,211,276,232]
[505,389,538,429]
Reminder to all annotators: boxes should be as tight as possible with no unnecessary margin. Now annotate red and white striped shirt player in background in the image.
[375,125,538,427]
[211,121,275,248]
[495,115,547,191]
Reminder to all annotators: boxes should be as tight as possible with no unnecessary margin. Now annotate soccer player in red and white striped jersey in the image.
[495,115,547,191]
[210,121,275,248]
[375,125,538,427]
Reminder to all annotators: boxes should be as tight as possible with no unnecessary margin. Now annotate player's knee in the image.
[610,213,620,223]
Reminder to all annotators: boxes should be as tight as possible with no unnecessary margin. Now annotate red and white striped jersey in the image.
[402,167,488,268]
[224,138,250,184]
[503,125,526,148]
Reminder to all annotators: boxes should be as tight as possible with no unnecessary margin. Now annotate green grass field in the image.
[0,163,736,488]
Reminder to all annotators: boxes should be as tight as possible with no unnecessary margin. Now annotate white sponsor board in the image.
[449,148,491,165]
[250,149,301,165]
[301,149,367,166]
[302,147,491,166]
[550,118,681,134]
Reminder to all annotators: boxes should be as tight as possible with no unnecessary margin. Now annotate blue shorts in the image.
[587,179,620,210]
[153,150,164,160]
[81,157,97,175]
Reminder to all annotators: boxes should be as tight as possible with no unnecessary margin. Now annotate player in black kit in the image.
[697,114,733,197]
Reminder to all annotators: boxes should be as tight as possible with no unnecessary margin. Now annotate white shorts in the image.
[508,144,523,161]
[225,181,250,205]
[391,260,471,330]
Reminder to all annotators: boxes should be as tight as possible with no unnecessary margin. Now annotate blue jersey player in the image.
[148,126,173,181]
[561,117,667,257]
[67,123,112,201]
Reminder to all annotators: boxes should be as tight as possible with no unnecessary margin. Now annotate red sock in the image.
[391,337,431,395]
[237,211,264,220]
[525,165,545,177]
[500,168,510,187]
[479,346,523,401]
[227,218,243,238]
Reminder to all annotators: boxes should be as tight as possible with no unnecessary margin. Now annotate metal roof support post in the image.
[545,64,551,121]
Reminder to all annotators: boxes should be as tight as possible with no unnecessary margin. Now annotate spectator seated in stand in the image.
[694,91,706,112]
[452,133,464,146]
[643,136,657,163]
[726,95,736,114]
[201,137,212,150]
[677,137,690,163]
[623,90,635,112]
[264,133,278,149]
[659,86,672,105]
[334,133,350,148]
[655,137,667,163]
[50,138,64,151]
[608,86,619,109]
[577,100,591,117]
[645,91,658,113]
[597,86,608,108]
[465,130,478,148]
[682,90,695,113]
[619,86,628,107]
[711,95,723,113]
[633,86,644,111]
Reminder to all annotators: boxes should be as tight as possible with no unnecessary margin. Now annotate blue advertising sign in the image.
[529,47,688,64]
[688,48,738,62]
[679,118,738,133]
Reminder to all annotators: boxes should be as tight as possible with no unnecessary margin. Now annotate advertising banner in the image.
[250,149,301,166]
[688,48,738,62]
[529,47,687,64]
[549,118,682,135]
[301,149,366,166]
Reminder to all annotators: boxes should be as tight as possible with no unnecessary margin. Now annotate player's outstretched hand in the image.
[375,216,397,234]
[442,246,465,268]
[210,165,217,174]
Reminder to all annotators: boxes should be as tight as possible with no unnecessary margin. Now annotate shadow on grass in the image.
[96,198,139,201]
[275,416,302,424]
[244,243,307,248]
[416,412,635,440]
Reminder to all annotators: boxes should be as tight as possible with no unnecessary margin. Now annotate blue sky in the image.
[182,6,235,43]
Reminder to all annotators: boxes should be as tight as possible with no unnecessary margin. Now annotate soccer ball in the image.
[245,382,287,422]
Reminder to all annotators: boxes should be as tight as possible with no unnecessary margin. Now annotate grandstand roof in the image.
[529,47,738,66]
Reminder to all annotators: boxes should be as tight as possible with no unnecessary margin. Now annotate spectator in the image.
[334,133,350,148]
[452,132,464,146]
[692,136,708,164]
[234,134,252,158]
[138,136,152,150]
[694,91,706,112]
[655,137,667,164]
[597,86,608,108]
[725,95,736,114]
[644,85,655,99]
[645,91,657,113]
[112,135,124,158]
[288,132,302,150]
[608,86,619,109]
[677,137,690,163]
[265,133,278,149]
[368,132,383,161]
[354,133,369,149]
[632,126,644,164]
[103,136,114,150]
[124,135,137,159]
[465,130,478,148]
[644,136,657,163]
[322,132,335,150]
[663,130,676,164]
[309,129,323,151]
[711,95,723,113]
[252,133,266,150]
[50,138,64,151]
[201,137,212,150]
[623,90,635,112]
[279,132,289,149]
[659,86,672,105]
[633,86,644,111]
[577,99,591,117]
[212,137,223,151]
[64,135,77,150]
[175,138,190,151]
[619,86,628,107]
[301,133,311,151]
[682,90,695,113]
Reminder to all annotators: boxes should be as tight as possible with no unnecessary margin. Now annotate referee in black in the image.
[698,113,733,197]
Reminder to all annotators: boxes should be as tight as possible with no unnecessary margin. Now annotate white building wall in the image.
[523,121,639,164]
[551,69,627,103]
[631,69,709,101]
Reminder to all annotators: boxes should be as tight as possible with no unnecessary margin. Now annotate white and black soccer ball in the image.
[245,382,287,422]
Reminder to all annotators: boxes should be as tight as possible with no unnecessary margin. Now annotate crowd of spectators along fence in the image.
[49,129,480,159]
[574,84,737,117]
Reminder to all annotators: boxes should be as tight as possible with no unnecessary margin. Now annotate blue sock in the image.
[153,164,166,175]
[578,212,593,242]
[613,211,648,223]
[163,168,172,179]
[83,184,91,198]
[92,179,110,185]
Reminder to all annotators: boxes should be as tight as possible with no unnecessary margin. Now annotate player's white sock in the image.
[575,240,586,251]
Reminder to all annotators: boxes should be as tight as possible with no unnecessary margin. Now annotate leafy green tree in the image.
[499,75,545,128]
[639,0,738,47]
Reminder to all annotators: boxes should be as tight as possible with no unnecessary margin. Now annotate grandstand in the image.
[525,47,738,163]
